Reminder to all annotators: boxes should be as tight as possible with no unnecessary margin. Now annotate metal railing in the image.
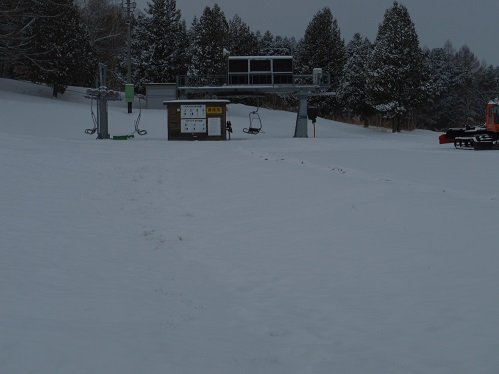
[177,72,330,88]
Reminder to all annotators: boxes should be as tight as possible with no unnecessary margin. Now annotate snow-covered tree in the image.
[227,15,258,56]
[475,64,499,108]
[294,7,345,87]
[120,12,148,89]
[416,45,455,129]
[24,0,96,96]
[122,0,189,89]
[366,1,424,131]
[416,41,499,130]
[254,31,294,56]
[337,33,372,125]
[271,35,296,56]
[188,4,228,77]
[256,30,273,55]
[293,7,346,115]
[451,45,483,127]
[143,0,189,82]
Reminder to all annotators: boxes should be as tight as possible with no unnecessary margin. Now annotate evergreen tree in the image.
[294,7,345,116]
[338,33,372,126]
[452,45,483,127]
[367,1,424,131]
[254,32,294,56]
[121,0,189,90]
[294,7,345,88]
[188,4,228,78]
[124,12,151,89]
[25,0,96,96]
[417,42,495,130]
[271,35,295,56]
[420,42,499,130]
[143,0,189,83]
[257,30,274,55]
[227,15,258,56]
[476,64,499,106]
[417,45,455,129]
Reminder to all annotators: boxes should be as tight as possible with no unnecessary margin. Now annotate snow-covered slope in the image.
[1,79,498,374]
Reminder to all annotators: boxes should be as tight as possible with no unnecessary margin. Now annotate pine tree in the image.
[25,0,96,96]
[426,43,499,130]
[258,30,274,55]
[417,45,455,129]
[294,7,346,116]
[122,0,188,90]
[188,4,228,78]
[142,0,189,83]
[294,7,345,88]
[227,15,258,56]
[476,64,499,105]
[366,1,424,131]
[123,12,150,89]
[338,33,372,125]
[271,35,295,56]
[452,45,483,127]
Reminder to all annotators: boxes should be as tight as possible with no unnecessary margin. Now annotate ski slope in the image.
[1,79,498,374]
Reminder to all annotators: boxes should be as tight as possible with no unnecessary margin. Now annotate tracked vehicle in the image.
[439,99,499,150]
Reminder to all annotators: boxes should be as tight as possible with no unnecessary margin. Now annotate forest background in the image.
[2,0,498,131]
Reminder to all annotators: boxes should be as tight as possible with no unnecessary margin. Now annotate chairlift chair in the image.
[243,106,263,134]
[85,93,148,139]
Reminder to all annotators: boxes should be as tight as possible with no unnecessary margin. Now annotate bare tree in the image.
[0,0,74,75]
[80,0,128,88]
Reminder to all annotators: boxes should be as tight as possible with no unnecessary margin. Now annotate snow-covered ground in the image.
[1,79,498,374]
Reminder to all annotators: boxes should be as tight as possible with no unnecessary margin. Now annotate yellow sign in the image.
[207,106,223,115]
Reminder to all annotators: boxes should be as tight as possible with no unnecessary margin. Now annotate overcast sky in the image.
[134,0,499,66]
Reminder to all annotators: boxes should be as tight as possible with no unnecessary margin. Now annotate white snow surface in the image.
[1,79,498,374]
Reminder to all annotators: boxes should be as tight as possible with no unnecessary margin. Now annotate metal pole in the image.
[98,93,110,139]
[294,94,309,138]
[97,63,110,139]
[126,0,132,113]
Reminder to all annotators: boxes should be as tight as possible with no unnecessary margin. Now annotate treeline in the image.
[2,0,499,130]
[0,0,125,96]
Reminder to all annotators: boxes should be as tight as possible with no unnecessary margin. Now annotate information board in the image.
[181,104,206,119]
[181,119,206,133]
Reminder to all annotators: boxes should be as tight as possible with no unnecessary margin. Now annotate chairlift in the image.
[131,94,148,136]
[243,106,264,134]
[85,93,147,139]
[111,95,147,139]
[84,96,98,135]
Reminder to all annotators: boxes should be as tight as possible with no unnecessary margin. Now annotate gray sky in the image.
[135,0,499,66]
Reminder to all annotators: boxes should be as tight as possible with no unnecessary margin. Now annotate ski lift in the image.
[111,95,147,139]
[131,94,148,136]
[85,93,147,140]
[243,106,264,134]
[84,96,98,135]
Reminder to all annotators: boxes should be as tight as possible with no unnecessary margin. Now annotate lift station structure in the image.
[176,56,333,138]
